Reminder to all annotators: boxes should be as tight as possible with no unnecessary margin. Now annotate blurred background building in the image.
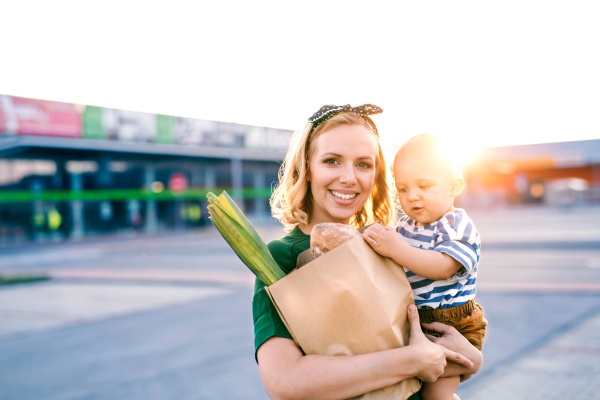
[2,94,600,245]
[0,94,291,244]
[460,140,600,208]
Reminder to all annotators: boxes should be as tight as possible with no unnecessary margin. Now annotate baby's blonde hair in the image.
[395,133,462,178]
[271,112,397,231]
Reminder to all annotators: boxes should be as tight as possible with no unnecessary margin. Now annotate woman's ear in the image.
[450,176,465,198]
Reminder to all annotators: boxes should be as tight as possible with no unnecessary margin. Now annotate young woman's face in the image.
[308,124,379,227]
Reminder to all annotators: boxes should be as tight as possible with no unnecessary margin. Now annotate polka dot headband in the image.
[308,104,383,135]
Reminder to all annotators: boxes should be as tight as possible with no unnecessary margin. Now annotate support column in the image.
[204,166,216,190]
[30,179,44,241]
[97,155,113,187]
[231,152,244,211]
[145,165,158,234]
[253,168,268,220]
[202,166,216,224]
[592,162,600,203]
[70,171,84,239]
[190,164,202,187]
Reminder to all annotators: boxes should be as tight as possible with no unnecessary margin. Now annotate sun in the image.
[440,138,483,174]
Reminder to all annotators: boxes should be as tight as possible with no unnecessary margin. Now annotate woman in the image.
[253,104,482,399]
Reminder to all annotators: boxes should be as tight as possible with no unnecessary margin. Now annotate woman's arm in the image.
[258,338,419,400]
[257,305,474,400]
[422,322,483,381]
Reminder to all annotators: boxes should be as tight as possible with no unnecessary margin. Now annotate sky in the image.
[1,1,599,153]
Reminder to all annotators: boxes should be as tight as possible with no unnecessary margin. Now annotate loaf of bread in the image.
[310,223,360,259]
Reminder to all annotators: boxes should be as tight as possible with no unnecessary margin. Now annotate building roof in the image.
[480,139,600,164]
[0,135,286,162]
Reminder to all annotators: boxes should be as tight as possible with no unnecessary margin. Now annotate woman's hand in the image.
[421,321,483,380]
[406,305,474,382]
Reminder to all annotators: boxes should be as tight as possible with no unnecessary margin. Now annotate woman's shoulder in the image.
[267,225,309,249]
[267,226,310,274]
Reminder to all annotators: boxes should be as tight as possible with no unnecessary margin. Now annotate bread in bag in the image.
[310,223,360,259]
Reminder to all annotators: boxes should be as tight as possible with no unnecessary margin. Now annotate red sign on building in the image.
[168,172,188,191]
[0,95,81,137]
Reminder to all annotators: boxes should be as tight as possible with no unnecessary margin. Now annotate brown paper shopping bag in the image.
[265,234,421,400]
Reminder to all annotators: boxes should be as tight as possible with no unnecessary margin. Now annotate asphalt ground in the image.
[0,205,599,399]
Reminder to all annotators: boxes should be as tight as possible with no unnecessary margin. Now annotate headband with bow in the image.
[308,104,383,134]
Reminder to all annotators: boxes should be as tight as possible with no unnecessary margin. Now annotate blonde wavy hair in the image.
[270,112,398,231]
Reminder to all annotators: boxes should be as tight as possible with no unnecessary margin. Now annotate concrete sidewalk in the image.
[460,308,600,400]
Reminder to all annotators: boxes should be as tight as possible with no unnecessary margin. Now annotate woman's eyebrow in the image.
[320,152,342,158]
[319,153,374,161]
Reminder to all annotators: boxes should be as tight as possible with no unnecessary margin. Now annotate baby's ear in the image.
[450,176,465,198]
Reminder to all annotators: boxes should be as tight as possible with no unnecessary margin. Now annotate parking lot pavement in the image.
[0,225,286,275]
[468,205,600,245]
[0,288,268,400]
[0,281,229,338]
[458,293,600,389]
[1,206,599,399]
[477,248,600,293]
[460,308,600,400]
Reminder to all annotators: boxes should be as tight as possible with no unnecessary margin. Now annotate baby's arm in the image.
[362,224,462,280]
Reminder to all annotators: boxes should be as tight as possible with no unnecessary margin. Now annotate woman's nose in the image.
[338,165,357,185]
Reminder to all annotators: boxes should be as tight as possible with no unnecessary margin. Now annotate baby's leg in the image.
[421,376,460,400]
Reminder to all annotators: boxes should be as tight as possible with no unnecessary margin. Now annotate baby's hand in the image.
[362,224,400,259]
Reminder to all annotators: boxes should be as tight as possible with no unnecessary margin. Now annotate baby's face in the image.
[394,156,456,225]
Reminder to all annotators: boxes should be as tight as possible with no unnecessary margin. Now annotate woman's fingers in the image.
[424,333,438,343]
[407,304,424,339]
[421,322,454,335]
[444,348,473,369]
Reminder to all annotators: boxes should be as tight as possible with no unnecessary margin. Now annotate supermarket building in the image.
[0,95,291,243]
[1,94,599,244]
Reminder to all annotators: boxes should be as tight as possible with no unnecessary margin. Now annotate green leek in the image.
[207,191,285,285]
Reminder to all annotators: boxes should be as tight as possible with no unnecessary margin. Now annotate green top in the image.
[251,225,421,400]
[252,226,310,358]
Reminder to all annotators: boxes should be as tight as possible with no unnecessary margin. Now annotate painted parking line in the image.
[47,268,256,287]
[478,281,600,293]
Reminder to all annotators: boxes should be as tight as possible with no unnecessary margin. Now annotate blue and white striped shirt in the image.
[396,209,480,310]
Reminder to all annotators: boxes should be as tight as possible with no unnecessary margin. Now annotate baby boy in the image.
[363,133,487,400]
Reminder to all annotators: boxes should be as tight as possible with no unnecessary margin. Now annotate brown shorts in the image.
[418,299,487,351]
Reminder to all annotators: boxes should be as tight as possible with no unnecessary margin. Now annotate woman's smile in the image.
[329,189,359,202]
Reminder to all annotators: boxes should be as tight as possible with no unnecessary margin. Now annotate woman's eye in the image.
[324,159,339,165]
[356,162,372,168]
[420,186,430,190]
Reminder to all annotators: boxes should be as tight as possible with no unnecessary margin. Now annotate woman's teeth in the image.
[330,190,358,200]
